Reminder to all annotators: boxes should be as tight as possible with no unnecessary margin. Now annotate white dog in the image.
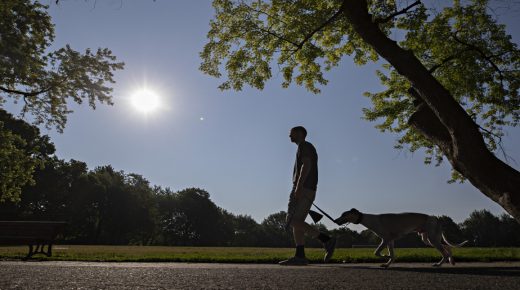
[335,208,468,268]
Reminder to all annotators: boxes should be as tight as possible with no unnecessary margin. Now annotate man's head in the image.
[289,126,307,144]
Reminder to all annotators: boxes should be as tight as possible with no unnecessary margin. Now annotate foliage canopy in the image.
[200,0,520,177]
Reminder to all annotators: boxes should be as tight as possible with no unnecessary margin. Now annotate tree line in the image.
[1,109,519,247]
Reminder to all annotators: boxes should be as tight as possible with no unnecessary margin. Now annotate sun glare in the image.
[130,89,161,114]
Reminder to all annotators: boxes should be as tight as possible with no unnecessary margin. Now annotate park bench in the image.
[0,221,66,259]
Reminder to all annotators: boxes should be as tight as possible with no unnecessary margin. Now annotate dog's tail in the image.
[442,233,468,247]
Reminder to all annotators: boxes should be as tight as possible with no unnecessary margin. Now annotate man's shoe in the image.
[323,236,336,263]
[278,256,309,266]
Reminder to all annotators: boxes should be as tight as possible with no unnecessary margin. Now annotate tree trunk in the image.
[341,0,520,222]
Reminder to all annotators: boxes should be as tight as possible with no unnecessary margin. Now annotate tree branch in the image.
[251,23,301,48]
[241,3,301,51]
[0,85,52,97]
[451,33,505,86]
[244,2,346,55]
[428,48,472,73]
[0,85,55,119]
[294,1,347,51]
[473,122,516,165]
[240,1,293,27]
[375,1,422,24]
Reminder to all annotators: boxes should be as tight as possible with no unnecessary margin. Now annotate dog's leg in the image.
[432,243,447,266]
[374,239,388,258]
[381,241,395,268]
[420,233,432,246]
[430,234,449,267]
[443,244,455,265]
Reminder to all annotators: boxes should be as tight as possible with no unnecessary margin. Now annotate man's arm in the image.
[294,157,312,198]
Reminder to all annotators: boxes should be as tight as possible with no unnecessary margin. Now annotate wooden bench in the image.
[0,221,66,259]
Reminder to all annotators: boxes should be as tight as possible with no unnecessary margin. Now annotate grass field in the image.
[1,246,520,263]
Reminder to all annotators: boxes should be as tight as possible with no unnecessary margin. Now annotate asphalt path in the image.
[1,261,519,289]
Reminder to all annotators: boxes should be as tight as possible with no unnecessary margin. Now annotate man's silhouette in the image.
[279,126,336,266]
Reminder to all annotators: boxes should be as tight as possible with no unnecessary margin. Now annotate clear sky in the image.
[6,0,520,229]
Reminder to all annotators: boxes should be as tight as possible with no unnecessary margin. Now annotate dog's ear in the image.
[350,208,359,214]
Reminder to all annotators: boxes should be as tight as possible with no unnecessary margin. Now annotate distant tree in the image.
[230,214,263,247]
[497,213,520,246]
[217,208,239,246]
[84,166,129,244]
[0,1,123,202]
[359,229,380,246]
[120,173,158,245]
[201,0,520,221]
[155,187,192,245]
[461,209,501,246]
[65,171,106,243]
[80,167,157,244]
[260,211,292,247]
[330,226,362,248]
[157,188,229,246]
[16,158,87,221]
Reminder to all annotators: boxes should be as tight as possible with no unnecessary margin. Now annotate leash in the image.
[311,203,339,225]
[285,194,342,228]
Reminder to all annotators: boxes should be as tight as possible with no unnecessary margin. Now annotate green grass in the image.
[1,245,519,263]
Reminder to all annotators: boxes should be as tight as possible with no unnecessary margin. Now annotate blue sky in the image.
[6,0,520,229]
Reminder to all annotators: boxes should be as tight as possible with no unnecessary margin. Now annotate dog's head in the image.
[335,208,362,225]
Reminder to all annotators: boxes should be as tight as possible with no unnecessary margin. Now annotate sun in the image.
[130,89,161,114]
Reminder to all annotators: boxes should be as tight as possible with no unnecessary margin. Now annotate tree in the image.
[0,124,36,203]
[461,209,500,246]
[201,0,520,221]
[0,1,123,201]
[230,214,263,246]
[80,166,157,245]
[16,158,87,221]
[497,213,520,246]
[157,187,230,246]
[0,109,55,202]
[0,0,124,130]
[260,211,292,247]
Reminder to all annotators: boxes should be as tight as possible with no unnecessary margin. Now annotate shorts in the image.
[286,187,316,227]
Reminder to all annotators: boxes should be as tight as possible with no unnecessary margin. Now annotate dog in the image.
[335,208,468,268]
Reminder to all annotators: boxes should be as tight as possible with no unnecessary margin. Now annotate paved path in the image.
[1,261,519,289]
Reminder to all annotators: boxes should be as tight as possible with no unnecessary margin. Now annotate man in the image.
[279,126,336,266]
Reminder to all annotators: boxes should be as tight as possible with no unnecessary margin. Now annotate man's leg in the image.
[292,220,319,245]
[279,218,311,265]
[296,188,336,262]
[292,220,317,259]
[280,188,335,265]
[290,188,319,257]
[293,225,305,259]
[280,190,316,265]
[296,189,333,243]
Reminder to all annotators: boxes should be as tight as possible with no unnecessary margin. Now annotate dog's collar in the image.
[353,212,363,224]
